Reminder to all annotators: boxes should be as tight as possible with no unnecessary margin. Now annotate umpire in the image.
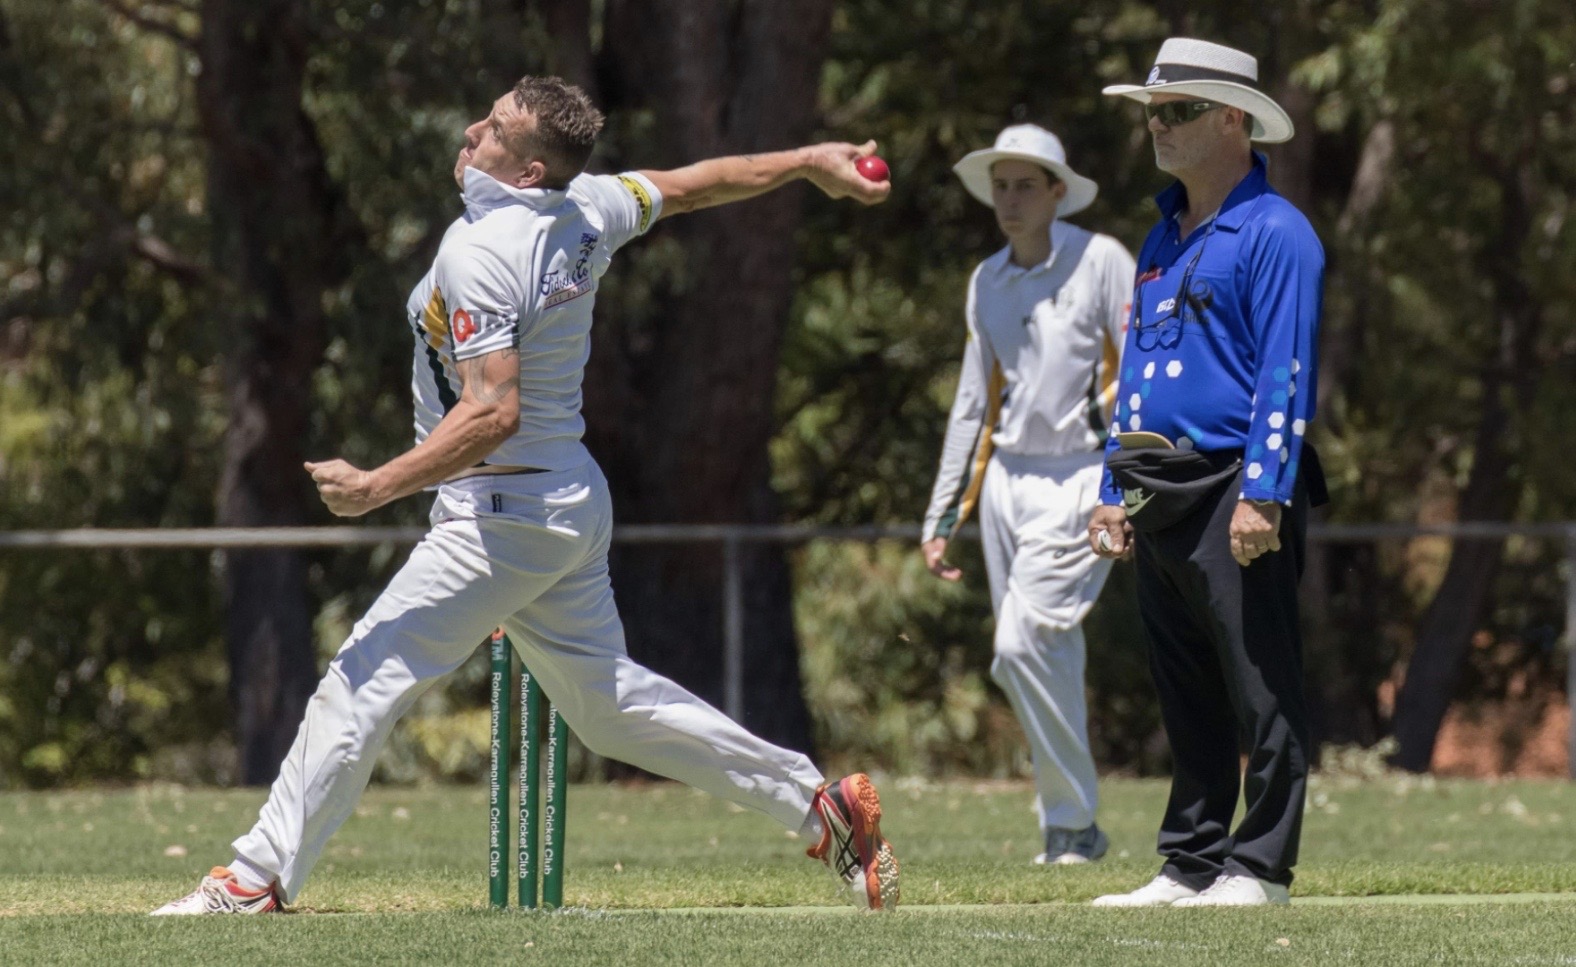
[1087,38,1327,908]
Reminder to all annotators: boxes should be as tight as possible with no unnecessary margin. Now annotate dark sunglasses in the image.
[1144,100,1223,127]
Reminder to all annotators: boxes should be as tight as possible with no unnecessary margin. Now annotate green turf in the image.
[3,776,1575,964]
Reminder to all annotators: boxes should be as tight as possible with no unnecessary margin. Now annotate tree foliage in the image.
[2,0,1573,787]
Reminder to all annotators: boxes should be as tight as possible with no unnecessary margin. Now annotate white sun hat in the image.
[1102,38,1295,144]
[952,124,1099,217]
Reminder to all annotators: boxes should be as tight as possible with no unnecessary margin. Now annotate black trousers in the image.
[1134,472,1310,889]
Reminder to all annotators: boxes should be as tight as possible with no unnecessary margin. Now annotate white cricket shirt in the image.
[405,166,662,472]
[923,220,1137,541]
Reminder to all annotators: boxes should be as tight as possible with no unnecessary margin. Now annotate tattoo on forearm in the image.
[458,349,520,406]
[670,193,714,213]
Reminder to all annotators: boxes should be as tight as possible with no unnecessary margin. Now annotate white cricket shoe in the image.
[1091,873,1200,907]
[1034,824,1109,865]
[151,866,283,916]
[1171,873,1290,907]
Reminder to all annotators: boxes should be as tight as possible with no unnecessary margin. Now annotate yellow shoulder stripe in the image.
[421,286,449,348]
[954,361,1005,530]
[615,175,654,233]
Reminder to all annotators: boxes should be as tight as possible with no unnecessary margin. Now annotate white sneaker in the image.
[150,866,282,916]
[1033,824,1109,866]
[1091,873,1200,907]
[1171,874,1290,907]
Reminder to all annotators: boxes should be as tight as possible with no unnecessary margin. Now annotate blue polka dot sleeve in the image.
[1240,216,1323,504]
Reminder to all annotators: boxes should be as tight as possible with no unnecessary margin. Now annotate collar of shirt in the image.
[986,219,1080,281]
[1153,151,1271,236]
[460,166,570,220]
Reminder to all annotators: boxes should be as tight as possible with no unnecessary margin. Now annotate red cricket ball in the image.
[855,155,890,182]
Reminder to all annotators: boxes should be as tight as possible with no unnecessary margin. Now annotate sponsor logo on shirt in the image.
[453,308,476,343]
[539,270,595,309]
[441,305,516,345]
[615,174,654,233]
[543,280,594,308]
[573,233,597,284]
[539,234,602,310]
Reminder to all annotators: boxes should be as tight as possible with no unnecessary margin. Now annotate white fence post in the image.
[723,534,744,724]
[1566,528,1576,780]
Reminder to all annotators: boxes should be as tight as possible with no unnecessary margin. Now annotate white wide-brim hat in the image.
[953,124,1098,217]
[1102,38,1294,144]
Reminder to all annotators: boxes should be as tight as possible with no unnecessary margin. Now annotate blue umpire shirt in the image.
[1099,152,1324,506]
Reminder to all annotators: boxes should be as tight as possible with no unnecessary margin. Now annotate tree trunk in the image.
[1256,18,1394,749]
[197,0,359,784]
[534,0,598,98]
[1388,403,1513,771]
[1390,160,1539,772]
[552,0,833,751]
[1305,543,1388,746]
[1297,118,1397,748]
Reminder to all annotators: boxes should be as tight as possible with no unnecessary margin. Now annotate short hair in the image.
[505,76,605,188]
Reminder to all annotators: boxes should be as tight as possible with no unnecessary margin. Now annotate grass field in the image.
[4,775,1576,965]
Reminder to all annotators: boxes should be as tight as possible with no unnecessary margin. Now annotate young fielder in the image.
[922,125,1135,865]
[154,76,899,915]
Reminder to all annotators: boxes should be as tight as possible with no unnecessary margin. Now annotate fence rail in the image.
[4,521,1576,549]
[5,522,1576,775]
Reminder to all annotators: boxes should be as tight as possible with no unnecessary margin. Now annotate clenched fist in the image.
[305,459,383,518]
[1088,504,1133,559]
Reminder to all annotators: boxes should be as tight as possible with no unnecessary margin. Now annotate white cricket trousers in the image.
[979,449,1112,832]
[232,461,824,902]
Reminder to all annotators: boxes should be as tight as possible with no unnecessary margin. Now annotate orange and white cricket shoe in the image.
[150,866,283,916]
[807,773,900,911]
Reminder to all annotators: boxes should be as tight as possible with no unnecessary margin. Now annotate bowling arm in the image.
[640,141,889,220]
